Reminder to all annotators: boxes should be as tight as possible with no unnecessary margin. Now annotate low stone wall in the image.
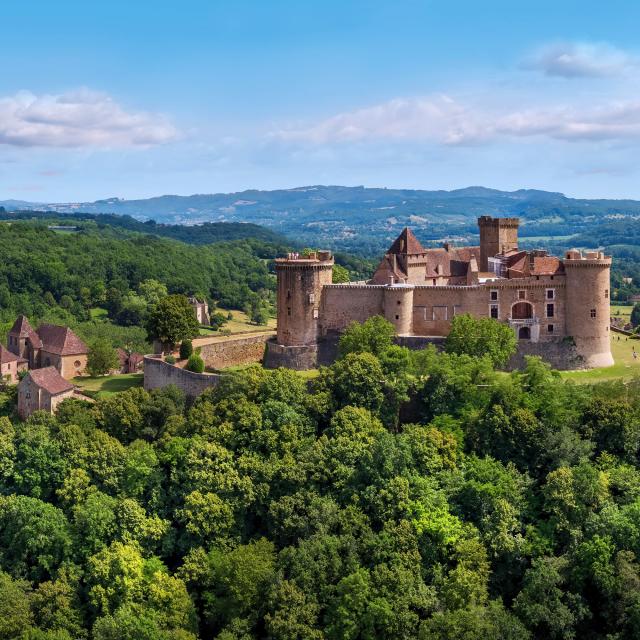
[143,356,221,398]
[197,333,274,370]
[264,341,319,370]
[505,339,585,371]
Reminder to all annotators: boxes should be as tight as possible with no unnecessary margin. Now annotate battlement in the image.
[478,216,520,228]
[276,250,333,265]
[563,249,611,265]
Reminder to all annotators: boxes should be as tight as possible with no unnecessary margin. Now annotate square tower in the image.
[478,216,519,271]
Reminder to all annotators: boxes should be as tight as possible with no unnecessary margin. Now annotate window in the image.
[546,303,555,318]
[313,309,319,319]
[605,289,609,299]
[432,279,436,285]
[490,290,498,301]
[591,308,597,318]
[74,360,81,368]
[518,290,526,300]
[287,307,291,316]
[395,315,400,320]
[546,289,555,300]
[308,293,315,303]
[548,324,554,333]
[490,305,499,319]
[397,300,401,305]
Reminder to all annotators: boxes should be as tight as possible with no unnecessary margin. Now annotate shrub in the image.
[179,339,193,360]
[186,354,205,373]
[165,355,176,364]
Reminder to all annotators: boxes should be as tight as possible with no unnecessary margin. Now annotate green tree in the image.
[87,339,119,377]
[332,264,350,283]
[445,313,517,367]
[185,353,205,373]
[338,316,396,358]
[0,570,33,638]
[137,279,168,305]
[179,339,193,360]
[631,302,640,327]
[146,295,199,348]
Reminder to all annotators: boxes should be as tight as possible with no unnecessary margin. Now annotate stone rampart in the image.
[505,339,585,371]
[143,356,221,398]
[197,333,273,370]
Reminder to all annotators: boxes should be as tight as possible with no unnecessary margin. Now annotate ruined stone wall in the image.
[505,339,586,371]
[143,356,221,397]
[264,341,319,370]
[198,333,273,370]
[319,285,385,334]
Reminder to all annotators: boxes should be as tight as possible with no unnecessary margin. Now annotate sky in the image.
[2,0,640,201]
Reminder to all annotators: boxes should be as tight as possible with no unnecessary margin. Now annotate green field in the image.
[72,373,143,398]
[199,309,276,336]
[560,333,640,383]
[611,304,633,321]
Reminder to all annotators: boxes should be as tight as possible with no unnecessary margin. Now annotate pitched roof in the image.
[387,228,426,255]
[0,344,26,365]
[36,324,88,356]
[8,315,42,348]
[24,366,74,395]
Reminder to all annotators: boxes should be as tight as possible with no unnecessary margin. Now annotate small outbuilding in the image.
[0,344,27,383]
[18,366,75,419]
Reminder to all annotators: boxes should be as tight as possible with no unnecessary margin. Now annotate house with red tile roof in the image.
[17,366,75,419]
[7,316,88,379]
[0,344,27,384]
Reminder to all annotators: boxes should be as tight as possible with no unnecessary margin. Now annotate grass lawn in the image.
[199,309,276,336]
[560,334,640,383]
[611,304,633,321]
[72,373,143,398]
[89,307,109,321]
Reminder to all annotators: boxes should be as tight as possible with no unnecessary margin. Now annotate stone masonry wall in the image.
[197,333,273,370]
[320,285,385,334]
[144,356,221,398]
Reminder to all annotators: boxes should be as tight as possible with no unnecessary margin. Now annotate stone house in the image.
[0,344,27,384]
[189,297,211,325]
[7,316,88,379]
[116,348,144,374]
[17,366,75,419]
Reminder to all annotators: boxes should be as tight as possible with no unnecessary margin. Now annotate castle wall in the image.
[384,285,414,334]
[143,356,222,397]
[319,285,385,334]
[198,333,273,370]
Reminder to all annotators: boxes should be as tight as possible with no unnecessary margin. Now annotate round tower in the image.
[563,250,613,368]
[275,251,334,346]
[384,284,414,335]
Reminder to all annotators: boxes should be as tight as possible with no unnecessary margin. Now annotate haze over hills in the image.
[4,185,640,253]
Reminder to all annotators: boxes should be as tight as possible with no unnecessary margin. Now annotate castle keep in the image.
[265,217,613,370]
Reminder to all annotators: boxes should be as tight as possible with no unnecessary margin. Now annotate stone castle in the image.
[265,216,613,370]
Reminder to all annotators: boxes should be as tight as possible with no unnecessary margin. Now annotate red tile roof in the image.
[388,228,427,255]
[9,315,42,348]
[0,344,26,365]
[25,366,74,395]
[532,256,564,275]
[36,324,88,356]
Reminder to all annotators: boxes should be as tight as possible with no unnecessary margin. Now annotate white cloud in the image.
[524,41,638,78]
[0,88,178,148]
[273,96,640,146]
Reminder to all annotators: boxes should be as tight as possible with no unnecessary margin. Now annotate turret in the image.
[275,251,334,346]
[384,284,414,335]
[563,249,614,368]
[478,216,519,271]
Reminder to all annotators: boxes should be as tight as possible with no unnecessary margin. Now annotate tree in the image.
[87,340,119,377]
[338,316,396,358]
[445,313,517,367]
[186,353,205,373]
[332,264,350,284]
[146,295,199,348]
[137,279,168,305]
[631,303,640,328]
[179,339,193,360]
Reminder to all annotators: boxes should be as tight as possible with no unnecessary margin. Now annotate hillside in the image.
[4,185,640,253]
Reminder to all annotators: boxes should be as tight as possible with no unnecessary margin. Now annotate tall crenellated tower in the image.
[563,249,614,368]
[274,251,334,347]
[478,216,519,271]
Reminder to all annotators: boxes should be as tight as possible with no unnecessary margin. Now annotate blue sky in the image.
[2,0,640,200]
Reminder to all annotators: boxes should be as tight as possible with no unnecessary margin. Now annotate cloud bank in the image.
[0,89,178,148]
[273,96,640,146]
[524,41,638,78]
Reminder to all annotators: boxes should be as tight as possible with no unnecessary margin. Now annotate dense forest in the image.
[1,316,640,638]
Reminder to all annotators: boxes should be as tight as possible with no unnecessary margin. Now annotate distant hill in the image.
[4,185,640,253]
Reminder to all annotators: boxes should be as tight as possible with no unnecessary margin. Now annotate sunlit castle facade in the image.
[265,217,613,371]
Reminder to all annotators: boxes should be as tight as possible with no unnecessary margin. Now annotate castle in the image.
[265,216,613,370]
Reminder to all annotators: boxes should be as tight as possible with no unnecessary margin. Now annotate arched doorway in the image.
[512,301,533,319]
[518,326,531,340]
